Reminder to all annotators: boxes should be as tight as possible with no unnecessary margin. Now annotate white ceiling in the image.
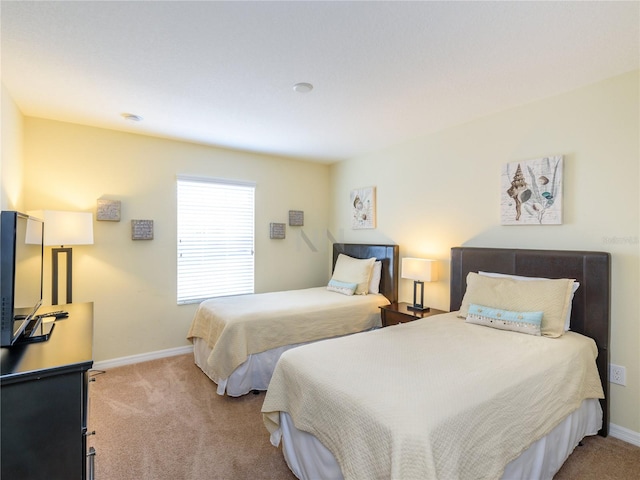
[2,1,638,163]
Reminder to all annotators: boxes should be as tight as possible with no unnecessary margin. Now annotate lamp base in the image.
[407,305,430,312]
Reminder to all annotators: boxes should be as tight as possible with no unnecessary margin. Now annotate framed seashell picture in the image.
[351,186,376,229]
[501,156,563,225]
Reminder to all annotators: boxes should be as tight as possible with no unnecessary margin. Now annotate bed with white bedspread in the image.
[187,243,399,396]
[261,247,611,479]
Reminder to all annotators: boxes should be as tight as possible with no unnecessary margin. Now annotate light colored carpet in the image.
[88,354,639,479]
[554,433,640,479]
[88,354,294,480]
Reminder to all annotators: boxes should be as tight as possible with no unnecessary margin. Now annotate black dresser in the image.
[1,302,94,480]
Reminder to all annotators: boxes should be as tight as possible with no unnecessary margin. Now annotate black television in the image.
[1,211,47,347]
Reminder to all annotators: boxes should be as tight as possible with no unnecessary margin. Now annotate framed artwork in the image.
[501,156,563,225]
[351,186,376,229]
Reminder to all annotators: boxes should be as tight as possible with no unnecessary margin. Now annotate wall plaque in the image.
[289,210,304,226]
[97,199,121,221]
[270,222,285,239]
[131,219,154,240]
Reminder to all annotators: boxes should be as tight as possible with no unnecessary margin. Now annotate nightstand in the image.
[379,302,447,327]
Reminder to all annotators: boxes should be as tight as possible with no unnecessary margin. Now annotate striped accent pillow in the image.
[327,279,358,296]
[466,303,543,336]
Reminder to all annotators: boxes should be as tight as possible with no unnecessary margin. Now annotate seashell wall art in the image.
[501,156,563,225]
[351,186,376,229]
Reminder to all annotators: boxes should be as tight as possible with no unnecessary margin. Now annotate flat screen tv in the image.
[1,211,45,347]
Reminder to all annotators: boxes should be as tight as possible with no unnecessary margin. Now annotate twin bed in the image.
[261,246,611,480]
[187,243,399,396]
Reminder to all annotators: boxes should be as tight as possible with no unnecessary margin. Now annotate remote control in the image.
[38,310,69,319]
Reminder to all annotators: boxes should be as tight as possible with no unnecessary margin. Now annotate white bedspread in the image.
[262,312,604,480]
[187,287,389,379]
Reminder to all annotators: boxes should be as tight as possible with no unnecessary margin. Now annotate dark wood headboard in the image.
[332,243,399,304]
[450,246,611,436]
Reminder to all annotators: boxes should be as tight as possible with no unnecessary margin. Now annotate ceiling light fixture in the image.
[292,82,313,93]
[121,113,143,122]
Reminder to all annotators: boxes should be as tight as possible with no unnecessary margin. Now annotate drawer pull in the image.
[87,447,96,480]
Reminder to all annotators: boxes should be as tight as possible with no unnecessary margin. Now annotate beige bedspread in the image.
[187,287,389,379]
[262,312,604,480]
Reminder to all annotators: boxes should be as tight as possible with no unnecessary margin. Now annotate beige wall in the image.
[330,71,639,434]
[1,83,24,210]
[21,118,332,362]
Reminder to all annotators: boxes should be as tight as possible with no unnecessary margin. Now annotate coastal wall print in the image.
[351,186,376,229]
[501,155,563,225]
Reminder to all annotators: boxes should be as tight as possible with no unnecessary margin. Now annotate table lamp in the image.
[401,257,437,311]
[30,210,94,305]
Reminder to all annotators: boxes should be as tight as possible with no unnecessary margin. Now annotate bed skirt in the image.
[279,398,602,480]
[193,337,309,396]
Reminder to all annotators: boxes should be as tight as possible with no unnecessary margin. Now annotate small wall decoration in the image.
[289,210,304,226]
[131,219,154,240]
[501,155,563,225]
[97,199,121,221]
[351,186,376,229]
[270,222,286,239]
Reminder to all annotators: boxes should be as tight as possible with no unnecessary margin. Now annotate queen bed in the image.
[262,246,610,480]
[187,243,399,396]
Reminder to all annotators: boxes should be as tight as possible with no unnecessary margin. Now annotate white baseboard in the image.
[92,345,194,371]
[609,423,640,447]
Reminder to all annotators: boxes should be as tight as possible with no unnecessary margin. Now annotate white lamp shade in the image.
[29,210,94,246]
[401,258,437,282]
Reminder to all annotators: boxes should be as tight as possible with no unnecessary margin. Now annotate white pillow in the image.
[331,254,376,295]
[368,261,382,294]
[479,271,579,331]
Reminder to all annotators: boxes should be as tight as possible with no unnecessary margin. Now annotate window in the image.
[177,176,255,304]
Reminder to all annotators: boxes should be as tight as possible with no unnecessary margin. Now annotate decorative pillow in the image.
[479,271,579,331]
[331,254,376,295]
[327,279,357,296]
[466,303,543,336]
[458,272,575,338]
[368,261,382,294]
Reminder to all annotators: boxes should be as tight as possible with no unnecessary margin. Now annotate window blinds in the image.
[177,176,255,304]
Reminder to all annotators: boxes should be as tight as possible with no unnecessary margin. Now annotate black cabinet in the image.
[1,303,94,480]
